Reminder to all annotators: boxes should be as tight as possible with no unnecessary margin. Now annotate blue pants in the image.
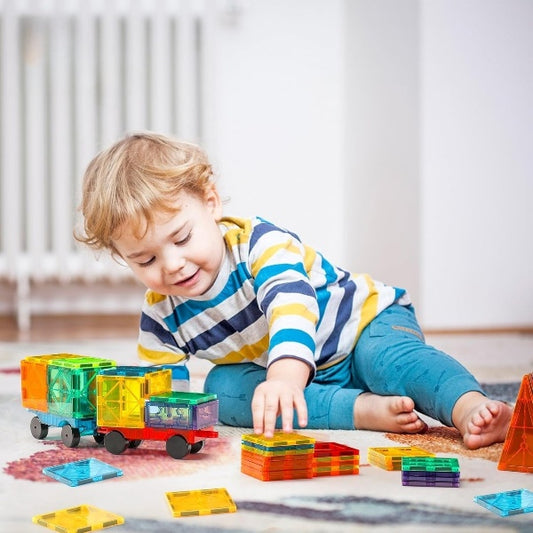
[204,304,485,429]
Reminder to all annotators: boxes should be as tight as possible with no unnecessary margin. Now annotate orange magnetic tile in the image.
[313,464,360,477]
[241,450,313,468]
[314,441,359,458]
[241,463,314,481]
[498,372,533,473]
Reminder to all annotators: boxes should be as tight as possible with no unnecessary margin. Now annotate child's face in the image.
[113,188,225,298]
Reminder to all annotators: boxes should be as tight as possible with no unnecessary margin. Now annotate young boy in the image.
[77,131,512,449]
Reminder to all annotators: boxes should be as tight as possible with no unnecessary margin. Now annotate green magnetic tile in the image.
[401,456,460,472]
[149,391,217,405]
[43,458,123,487]
[32,504,124,532]
[474,489,533,517]
[49,357,115,369]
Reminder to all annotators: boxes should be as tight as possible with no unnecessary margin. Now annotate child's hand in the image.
[251,358,310,437]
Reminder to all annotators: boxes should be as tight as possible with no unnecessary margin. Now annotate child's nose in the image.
[162,248,185,274]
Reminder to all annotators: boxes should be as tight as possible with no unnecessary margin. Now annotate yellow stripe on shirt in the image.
[146,291,167,306]
[355,273,379,339]
[268,302,318,329]
[138,344,187,364]
[251,240,302,278]
[212,334,270,365]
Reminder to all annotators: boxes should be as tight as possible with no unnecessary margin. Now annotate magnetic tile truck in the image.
[20,354,218,459]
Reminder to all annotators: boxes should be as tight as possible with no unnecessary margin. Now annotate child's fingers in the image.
[294,393,308,428]
[251,390,266,435]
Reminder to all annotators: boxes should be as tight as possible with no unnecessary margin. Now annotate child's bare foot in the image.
[452,391,513,450]
[354,393,428,433]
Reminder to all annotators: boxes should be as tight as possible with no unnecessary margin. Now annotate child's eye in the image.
[175,232,191,246]
[138,257,155,267]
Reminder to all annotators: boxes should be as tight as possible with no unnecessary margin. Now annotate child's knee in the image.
[203,363,266,427]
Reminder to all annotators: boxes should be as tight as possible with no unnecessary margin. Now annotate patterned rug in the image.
[0,341,531,533]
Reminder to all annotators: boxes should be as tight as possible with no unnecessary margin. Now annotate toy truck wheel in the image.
[61,424,81,447]
[166,435,189,459]
[190,440,204,454]
[93,432,105,445]
[105,431,128,455]
[30,416,48,439]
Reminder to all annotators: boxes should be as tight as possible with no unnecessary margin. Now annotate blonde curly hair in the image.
[76,131,215,254]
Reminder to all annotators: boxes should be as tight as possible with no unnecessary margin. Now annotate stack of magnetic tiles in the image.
[241,432,316,481]
[401,456,460,488]
[313,441,360,477]
[368,446,434,471]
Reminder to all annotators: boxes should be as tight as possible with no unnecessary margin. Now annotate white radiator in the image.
[0,0,216,329]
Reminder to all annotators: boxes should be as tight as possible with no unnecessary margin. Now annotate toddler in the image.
[77,131,512,449]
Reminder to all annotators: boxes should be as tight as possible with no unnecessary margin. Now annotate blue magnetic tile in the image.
[42,458,123,487]
[474,489,533,517]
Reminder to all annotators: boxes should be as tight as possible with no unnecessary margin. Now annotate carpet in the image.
[1,340,532,533]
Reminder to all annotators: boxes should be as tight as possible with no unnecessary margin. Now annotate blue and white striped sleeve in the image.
[248,220,319,377]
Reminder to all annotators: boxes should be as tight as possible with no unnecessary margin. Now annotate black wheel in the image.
[166,435,189,459]
[61,424,81,448]
[190,440,204,454]
[128,439,142,449]
[104,431,128,455]
[93,432,105,445]
[30,416,48,440]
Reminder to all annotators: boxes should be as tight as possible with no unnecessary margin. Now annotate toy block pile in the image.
[241,432,316,481]
[312,441,360,477]
[367,446,434,471]
[241,433,361,481]
[401,456,460,488]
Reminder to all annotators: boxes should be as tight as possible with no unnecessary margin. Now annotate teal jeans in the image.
[204,304,485,429]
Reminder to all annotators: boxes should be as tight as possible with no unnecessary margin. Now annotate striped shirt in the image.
[137,216,410,377]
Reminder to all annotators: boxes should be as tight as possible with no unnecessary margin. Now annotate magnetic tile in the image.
[166,488,237,517]
[32,504,124,532]
[474,489,533,517]
[401,456,460,472]
[42,458,123,487]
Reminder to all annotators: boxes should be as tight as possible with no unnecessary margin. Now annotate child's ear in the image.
[205,185,223,220]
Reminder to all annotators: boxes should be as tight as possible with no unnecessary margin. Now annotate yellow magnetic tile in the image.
[32,504,124,533]
[241,431,315,447]
[166,488,237,517]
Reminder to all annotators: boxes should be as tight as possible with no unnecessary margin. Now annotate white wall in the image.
[343,0,421,305]
[211,0,346,265]
[344,0,533,329]
[420,0,533,328]
[2,0,532,330]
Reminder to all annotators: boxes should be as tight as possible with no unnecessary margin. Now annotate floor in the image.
[2,315,532,532]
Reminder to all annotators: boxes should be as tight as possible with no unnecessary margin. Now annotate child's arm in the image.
[251,357,311,437]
